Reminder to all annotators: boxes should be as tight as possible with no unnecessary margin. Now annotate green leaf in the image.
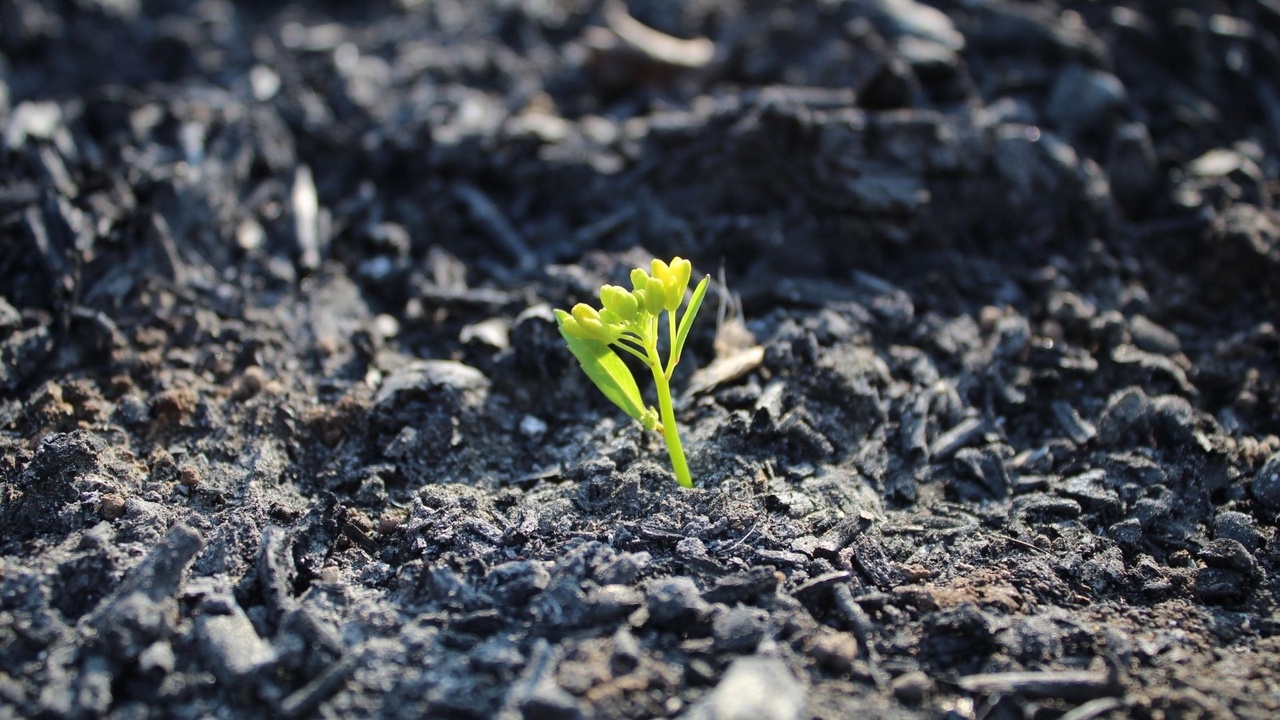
[555,309,650,425]
[672,275,709,362]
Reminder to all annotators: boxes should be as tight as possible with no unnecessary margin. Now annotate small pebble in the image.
[644,577,711,628]
[712,605,769,653]
[1213,511,1261,550]
[138,641,176,675]
[892,670,933,704]
[520,415,548,439]
[1200,538,1257,577]
[378,515,402,535]
[232,365,265,400]
[100,494,127,520]
[806,628,859,674]
[152,386,198,425]
[179,466,202,487]
[693,656,806,720]
[1252,452,1280,509]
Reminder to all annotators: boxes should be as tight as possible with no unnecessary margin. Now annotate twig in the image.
[957,668,1121,702]
[455,182,536,271]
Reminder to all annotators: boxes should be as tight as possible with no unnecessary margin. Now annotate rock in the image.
[1203,205,1280,307]
[842,169,930,215]
[1199,539,1258,577]
[76,655,113,716]
[1213,511,1262,550]
[1128,315,1181,354]
[702,568,782,605]
[529,575,591,629]
[969,1,1105,59]
[594,550,651,586]
[520,684,586,720]
[804,628,859,674]
[1110,345,1195,395]
[460,317,510,350]
[585,584,644,624]
[510,304,563,378]
[1131,489,1176,528]
[487,560,552,605]
[196,597,276,682]
[91,525,204,661]
[891,670,933,704]
[1107,122,1158,212]
[1015,495,1083,521]
[470,636,525,673]
[0,297,20,334]
[949,447,1011,501]
[1057,470,1122,519]
[2,430,102,537]
[375,359,490,406]
[1108,518,1143,548]
[1195,567,1250,604]
[1098,388,1197,450]
[1052,401,1098,445]
[1253,453,1280,509]
[863,0,964,51]
[6,101,62,147]
[682,656,807,720]
[138,640,176,676]
[645,577,712,629]
[611,627,642,674]
[506,640,586,720]
[1047,64,1127,135]
[922,604,998,672]
[712,605,769,653]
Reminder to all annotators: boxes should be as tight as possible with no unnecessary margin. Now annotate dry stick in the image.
[454,182,536,271]
[957,668,1122,703]
[1058,698,1127,720]
[831,583,888,689]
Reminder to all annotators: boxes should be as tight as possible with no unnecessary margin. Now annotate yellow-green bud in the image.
[663,257,691,311]
[630,268,649,291]
[651,258,671,284]
[600,285,638,322]
[571,303,609,340]
[642,276,666,314]
[559,315,589,339]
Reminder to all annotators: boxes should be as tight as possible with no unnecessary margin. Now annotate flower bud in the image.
[600,285,639,322]
[663,257,692,311]
[642,276,666,314]
[559,315,589,339]
[651,258,671,284]
[630,268,649,291]
[571,303,609,340]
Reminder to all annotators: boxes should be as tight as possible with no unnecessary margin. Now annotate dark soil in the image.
[3,1,1280,718]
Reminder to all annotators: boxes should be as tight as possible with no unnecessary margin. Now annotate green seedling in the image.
[555,257,710,488]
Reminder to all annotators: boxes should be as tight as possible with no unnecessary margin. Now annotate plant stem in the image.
[649,360,692,488]
[666,310,679,379]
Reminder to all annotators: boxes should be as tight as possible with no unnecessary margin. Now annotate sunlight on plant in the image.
[555,257,710,488]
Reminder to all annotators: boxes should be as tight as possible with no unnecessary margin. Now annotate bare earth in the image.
[2,1,1279,719]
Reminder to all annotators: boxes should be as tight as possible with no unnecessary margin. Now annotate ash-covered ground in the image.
[2,1,1279,718]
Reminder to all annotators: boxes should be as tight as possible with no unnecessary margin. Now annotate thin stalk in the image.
[665,309,679,379]
[610,337,649,364]
[646,341,692,488]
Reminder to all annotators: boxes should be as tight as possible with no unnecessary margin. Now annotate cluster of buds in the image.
[560,257,693,342]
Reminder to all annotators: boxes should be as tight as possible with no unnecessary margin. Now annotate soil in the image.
[2,1,1280,719]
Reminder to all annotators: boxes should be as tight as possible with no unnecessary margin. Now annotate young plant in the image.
[555,257,710,488]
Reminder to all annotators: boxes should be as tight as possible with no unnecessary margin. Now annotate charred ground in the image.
[2,1,1279,719]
